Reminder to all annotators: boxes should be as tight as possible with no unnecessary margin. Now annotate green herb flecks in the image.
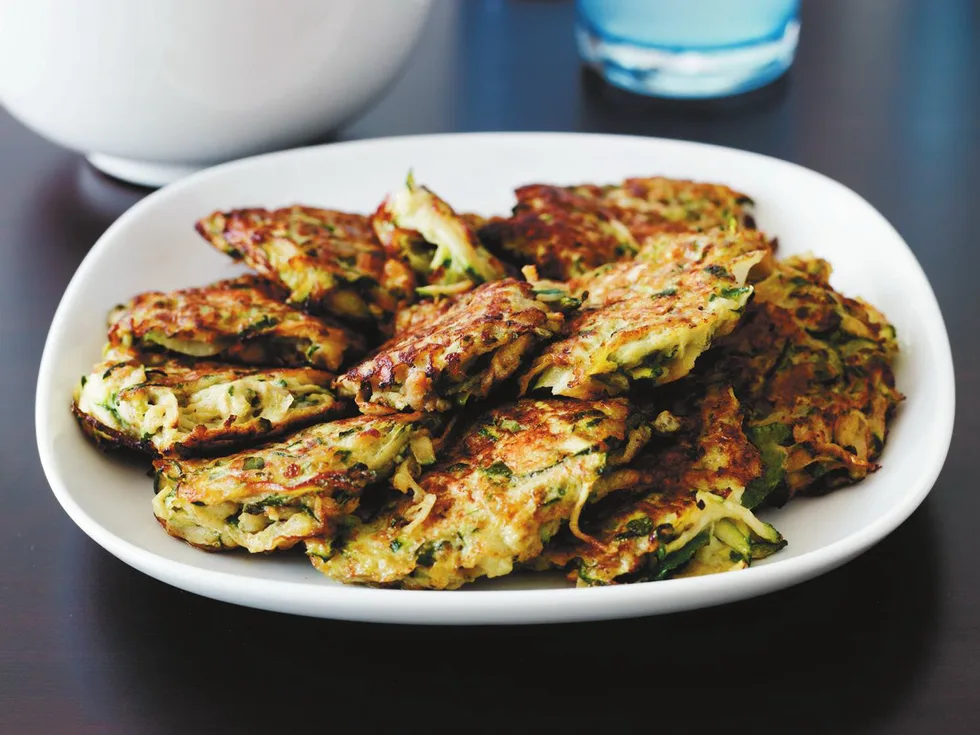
[482,461,513,479]
[102,362,130,379]
[614,517,654,540]
[741,422,792,509]
[717,286,751,301]
[250,315,280,331]
[416,541,445,568]
[645,531,711,581]
[242,494,289,514]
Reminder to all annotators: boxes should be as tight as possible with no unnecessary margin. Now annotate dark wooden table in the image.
[2,1,977,732]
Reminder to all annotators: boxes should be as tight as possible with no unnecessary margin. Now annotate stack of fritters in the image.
[72,173,902,590]
[309,398,653,589]
[705,254,902,507]
[541,384,784,586]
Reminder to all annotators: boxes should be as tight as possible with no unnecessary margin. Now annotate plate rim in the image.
[35,131,956,625]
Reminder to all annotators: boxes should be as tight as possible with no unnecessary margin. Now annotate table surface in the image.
[3,1,978,732]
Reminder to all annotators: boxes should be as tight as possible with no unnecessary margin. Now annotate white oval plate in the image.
[36,133,954,625]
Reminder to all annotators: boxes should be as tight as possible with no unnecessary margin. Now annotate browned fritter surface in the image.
[392,298,455,339]
[151,412,441,552]
[308,397,652,589]
[542,384,768,584]
[107,275,366,371]
[479,184,640,280]
[520,230,767,399]
[594,176,755,238]
[570,228,773,307]
[338,278,563,413]
[704,255,903,505]
[195,206,415,322]
[479,177,755,279]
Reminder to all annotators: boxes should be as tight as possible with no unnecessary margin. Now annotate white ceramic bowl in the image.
[0,0,432,186]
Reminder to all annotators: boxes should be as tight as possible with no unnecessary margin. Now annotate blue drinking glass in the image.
[577,0,801,98]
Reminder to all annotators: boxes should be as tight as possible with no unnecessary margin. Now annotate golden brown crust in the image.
[391,298,455,339]
[520,230,767,399]
[153,413,426,503]
[479,184,639,280]
[542,384,771,585]
[596,176,755,238]
[705,255,903,503]
[309,398,652,588]
[479,177,755,280]
[107,275,366,371]
[151,413,440,553]
[338,279,563,413]
[195,206,415,322]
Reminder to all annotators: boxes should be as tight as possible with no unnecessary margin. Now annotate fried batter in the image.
[308,398,652,588]
[73,346,345,456]
[196,206,414,322]
[339,279,563,413]
[479,177,754,279]
[520,230,766,399]
[108,275,365,371]
[706,255,902,506]
[152,413,441,552]
[373,175,509,296]
[542,385,783,586]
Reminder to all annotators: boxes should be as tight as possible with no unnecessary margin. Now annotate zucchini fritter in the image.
[479,177,754,280]
[72,347,345,457]
[338,279,563,414]
[108,275,365,371]
[479,184,640,281]
[520,230,766,399]
[594,176,755,239]
[373,175,510,296]
[196,206,414,322]
[391,297,455,340]
[708,255,903,506]
[307,398,653,589]
[152,413,441,552]
[543,385,784,586]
